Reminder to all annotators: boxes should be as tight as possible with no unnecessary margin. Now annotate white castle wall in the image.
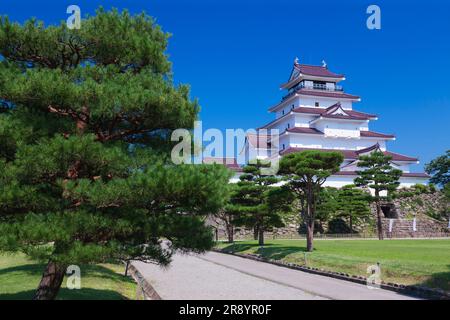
[299,97,354,110]
[315,120,363,138]
[294,114,315,127]
[284,134,387,151]
[320,175,427,194]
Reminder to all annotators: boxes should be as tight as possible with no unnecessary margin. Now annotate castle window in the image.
[282,110,285,115]
[287,123,290,129]
[282,144,285,150]
[315,102,320,107]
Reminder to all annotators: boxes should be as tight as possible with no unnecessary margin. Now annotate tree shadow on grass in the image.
[256,246,307,261]
[0,263,43,277]
[0,263,134,300]
[0,263,129,282]
[0,288,129,300]
[220,243,274,253]
[220,243,307,261]
[416,265,450,293]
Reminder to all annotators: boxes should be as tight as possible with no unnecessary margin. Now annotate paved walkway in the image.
[132,251,418,300]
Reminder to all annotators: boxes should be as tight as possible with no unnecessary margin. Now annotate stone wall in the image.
[393,190,448,221]
[373,189,449,237]
[381,218,448,238]
[208,190,449,240]
[207,214,302,240]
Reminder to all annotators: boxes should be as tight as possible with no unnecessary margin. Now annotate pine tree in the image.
[0,8,230,299]
[354,151,402,240]
[227,160,291,246]
[279,151,343,251]
[425,150,449,187]
[335,185,371,232]
[315,187,340,232]
[211,183,236,243]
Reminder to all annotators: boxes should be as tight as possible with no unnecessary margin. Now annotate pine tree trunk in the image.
[253,226,258,240]
[33,260,67,300]
[306,188,315,252]
[226,223,234,243]
[306,220,314,252]
[349,216,353,233]
[375,196,384,240]
[258,228,264,246]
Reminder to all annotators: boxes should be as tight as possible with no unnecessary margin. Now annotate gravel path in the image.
[132,251,418,300]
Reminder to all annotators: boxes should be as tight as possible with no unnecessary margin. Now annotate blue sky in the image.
[1,0,449,171]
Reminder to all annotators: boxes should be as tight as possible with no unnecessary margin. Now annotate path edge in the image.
[212,249,450,300]
[128,263,162,300]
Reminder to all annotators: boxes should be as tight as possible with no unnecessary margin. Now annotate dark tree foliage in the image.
[211,182,235,243]
[0,9,230,299]
[227,160,292,246]
[425,150,450,187]
[279,151,343,251]
[354,151,402,240]
[315,187,340,231]
[335,185,371,232]
[444,183,450,201]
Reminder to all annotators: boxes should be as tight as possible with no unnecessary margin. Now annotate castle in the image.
[242,58,429,188]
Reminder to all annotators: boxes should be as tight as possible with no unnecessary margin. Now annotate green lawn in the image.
[217,239,450,291]
[0,253,137,300]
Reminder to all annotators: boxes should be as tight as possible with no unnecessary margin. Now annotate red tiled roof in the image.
[296,64,344,79]
[279,146,418,162]
[401,172,430,178]
[319,114,368,121]
[355,143,382,154]
[296,88,360,100]
[384,151,418,162]
[292,103,377,120]
[360,131,395,139]
[345,109,377,119]
[203,157,243,172]
[333,171,429,178]
[285,127,323,135]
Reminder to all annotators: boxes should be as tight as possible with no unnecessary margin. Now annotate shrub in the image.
[428,183,437,193]
[412,184,428,194]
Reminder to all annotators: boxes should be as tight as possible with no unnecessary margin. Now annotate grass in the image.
[0,253,137,300]
[217,239,450,291]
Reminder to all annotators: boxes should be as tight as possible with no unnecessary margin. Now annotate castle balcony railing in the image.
[299,83,344,91]
[284,82,344,100]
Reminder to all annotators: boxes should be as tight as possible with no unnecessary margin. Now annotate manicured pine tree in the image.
[354,151,402,240]
[335,185,371,232]
[425,150,449,187]
[211,183,237,243]
[315,187,340,232]
[279,151,343,251]
[0,8,231,300]
[227,160,290,246]
[443,183,450,201]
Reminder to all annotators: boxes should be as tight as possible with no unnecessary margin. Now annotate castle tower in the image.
[244,58,429,188]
